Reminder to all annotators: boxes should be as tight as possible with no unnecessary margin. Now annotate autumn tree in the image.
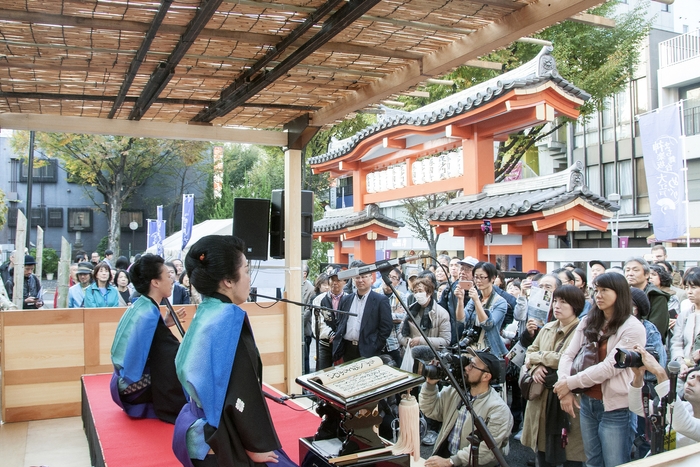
[10,132,209,255]
[401,193,457,259]
[0,189,7,230]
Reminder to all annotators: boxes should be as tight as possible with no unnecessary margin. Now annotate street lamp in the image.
[608,193,621,248]
[129,221,138,259]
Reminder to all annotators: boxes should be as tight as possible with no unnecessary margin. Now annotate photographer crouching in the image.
[629,345,700,450]
[419,348,513,467]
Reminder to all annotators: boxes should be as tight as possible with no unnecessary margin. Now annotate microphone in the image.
[263,391,287,405]
[668,360,681,403]
[337,255,427,280]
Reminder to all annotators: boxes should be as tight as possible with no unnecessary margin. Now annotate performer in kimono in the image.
[110,253,187,423]
[173,235,291,467]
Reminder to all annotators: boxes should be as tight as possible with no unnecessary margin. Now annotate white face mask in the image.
[414,292,429,306]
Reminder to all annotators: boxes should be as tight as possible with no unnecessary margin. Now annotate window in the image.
[48,208,63,228]
[602,97,615,143]
[603,163,616,197]
[7,207,23,228]
[19,158,58,183]
[586,165,601,195]
[120,210,145,232]
[68,208,93,233]
[585,112,600,146]
[574,119,585,149]
[31,207,46,228]
[636,160,650,214]
[688,159,700,202]
[616,88,632,140]
[619,160,633,215]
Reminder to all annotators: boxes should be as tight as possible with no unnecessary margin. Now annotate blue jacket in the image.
[68,283,86,308]
[84,282,120,308]
[464,292,508,357]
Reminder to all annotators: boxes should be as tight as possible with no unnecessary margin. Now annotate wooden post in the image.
[284,148,302,394]
[57,237,72,308]
[12,211,27,309]
[35,226,44,279]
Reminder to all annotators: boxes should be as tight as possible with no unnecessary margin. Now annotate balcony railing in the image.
[685,101,700,137]
[659,28,700,68]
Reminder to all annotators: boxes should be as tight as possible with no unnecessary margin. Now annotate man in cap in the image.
[589,260,607,283]
[438,257,478,346]
[68,262,94,308]
[5,255,44,309]
[420,348,513,467]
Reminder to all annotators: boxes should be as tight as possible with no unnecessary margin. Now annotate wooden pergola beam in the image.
[0,113,288,146]
[569,13,616,28]
[309,0,604,126]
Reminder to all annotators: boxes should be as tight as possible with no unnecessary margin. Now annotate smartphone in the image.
[531,281,539,288]
[459,280,473,290]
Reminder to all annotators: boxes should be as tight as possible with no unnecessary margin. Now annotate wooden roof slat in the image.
[128,0,225,120]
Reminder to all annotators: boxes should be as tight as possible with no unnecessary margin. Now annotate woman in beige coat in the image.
[521,285,585,467]
[399,276,451,352]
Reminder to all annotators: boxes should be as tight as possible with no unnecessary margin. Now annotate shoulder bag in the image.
[519,325,576,400]
[569,338,600,394]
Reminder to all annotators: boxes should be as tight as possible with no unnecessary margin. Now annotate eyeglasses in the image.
[466,360,490,374]
[389,275,400,281]
[473,275,489,281]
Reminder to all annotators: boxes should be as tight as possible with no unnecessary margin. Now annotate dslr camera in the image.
[614,347,660,369]
[413,348,468,388]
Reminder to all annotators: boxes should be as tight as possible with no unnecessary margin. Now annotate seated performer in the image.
[110,253,187,423]
[173,235,292,467]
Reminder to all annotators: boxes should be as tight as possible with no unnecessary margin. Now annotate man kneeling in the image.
[419,349,513,467]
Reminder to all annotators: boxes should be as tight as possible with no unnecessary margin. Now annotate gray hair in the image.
[625,257,650,274]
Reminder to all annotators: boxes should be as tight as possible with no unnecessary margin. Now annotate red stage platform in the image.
[82,374,320,467]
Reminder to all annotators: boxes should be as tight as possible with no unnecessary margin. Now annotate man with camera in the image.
[419,349,513,467]
[628,345,700,445]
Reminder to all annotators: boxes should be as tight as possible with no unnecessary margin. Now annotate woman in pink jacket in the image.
[554,273,646,467]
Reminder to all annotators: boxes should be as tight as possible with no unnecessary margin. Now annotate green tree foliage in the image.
[0,189,7,231]
[29,247,59,275]
[10,132,209,255]
[196,144,284,223]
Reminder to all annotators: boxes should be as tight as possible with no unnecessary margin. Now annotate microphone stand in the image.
[251,292,357,373]
[163,297,186,338]
[377,268,508,467]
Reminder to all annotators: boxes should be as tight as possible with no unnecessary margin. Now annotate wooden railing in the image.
[1,301,288,423]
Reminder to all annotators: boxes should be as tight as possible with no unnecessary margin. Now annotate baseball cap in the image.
[407,269,419,279]
[589,260,606,269]
[458,256,478,267]
[526,269,541,276]
[77,262,94,275]
[465,347,501,382]
[327,266,344,279]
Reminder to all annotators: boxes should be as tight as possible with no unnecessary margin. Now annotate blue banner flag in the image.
[147,220,158,249]
[155,206,165,257]
[638,105,686,241]
[181,194,195,251]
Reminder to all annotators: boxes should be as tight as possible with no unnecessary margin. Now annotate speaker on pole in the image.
[270,189,313,260]
[232,198,270,261]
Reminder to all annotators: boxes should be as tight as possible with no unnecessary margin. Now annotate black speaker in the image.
[270,189,313,260]
[232,198,270,261]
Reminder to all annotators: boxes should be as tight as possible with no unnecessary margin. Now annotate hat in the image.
[465,347,502,382]
[105,249,114,256]
[526,269,541,276]
[77,262,94,275]
[407,269,419,279]
[630,287,651,319]
[458,256,478,267]
[327,266,343,279]
[24,255,36,265]
[589,260,606,269]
